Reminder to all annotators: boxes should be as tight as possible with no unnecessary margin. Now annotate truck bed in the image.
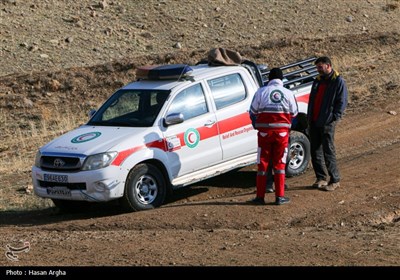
[242,57,317,90]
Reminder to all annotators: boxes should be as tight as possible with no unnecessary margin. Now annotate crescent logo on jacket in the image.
[250,79,298,132]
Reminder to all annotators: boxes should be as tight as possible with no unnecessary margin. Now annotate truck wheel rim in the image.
[288,142,305,170]
[134,175,158,204]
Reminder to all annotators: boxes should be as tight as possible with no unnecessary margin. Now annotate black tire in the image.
[52,199,90,213]
[286,131,311,177]
[293,113,308,131]
[120,163,167,212]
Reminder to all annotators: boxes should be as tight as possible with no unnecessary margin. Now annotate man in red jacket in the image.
[249,68,298,205]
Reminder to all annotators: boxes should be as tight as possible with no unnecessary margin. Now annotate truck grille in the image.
[41,156,82,171]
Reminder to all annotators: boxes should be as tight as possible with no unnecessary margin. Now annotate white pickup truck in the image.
[32,57,317,212]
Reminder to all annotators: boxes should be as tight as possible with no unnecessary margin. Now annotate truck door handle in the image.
[204,120,216,127]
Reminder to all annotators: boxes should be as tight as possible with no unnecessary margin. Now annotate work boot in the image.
[275,196,290,205]
[312,179,328,189]
[321,182,340,191]
[248,197,266,205]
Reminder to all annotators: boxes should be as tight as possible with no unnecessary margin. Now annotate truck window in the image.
[207,73,246,110]
[88,89,170,127]
[167,84,208,121]
[100,90,140,122]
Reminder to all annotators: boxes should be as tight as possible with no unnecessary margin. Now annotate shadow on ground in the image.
[1,169,257,226]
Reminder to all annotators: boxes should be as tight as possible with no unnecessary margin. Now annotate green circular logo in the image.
[270,89,284,103]
[184,128,200,148]
[71,132,101,143]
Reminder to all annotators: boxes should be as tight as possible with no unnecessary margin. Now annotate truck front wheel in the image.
[286,131,311,177]
[120,163,167,212]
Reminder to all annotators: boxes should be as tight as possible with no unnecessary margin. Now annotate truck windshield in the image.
[88,89,170,127]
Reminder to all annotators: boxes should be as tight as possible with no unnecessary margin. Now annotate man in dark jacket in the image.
[307,56,348,191]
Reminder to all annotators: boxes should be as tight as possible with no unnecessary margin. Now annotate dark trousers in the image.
[309,122,340,183]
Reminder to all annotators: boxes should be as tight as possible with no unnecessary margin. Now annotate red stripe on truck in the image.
[218,112,252,134]
[112,139,167,166]
[112,113,252,166]
[112,145,146,166]
[295,93,310,104]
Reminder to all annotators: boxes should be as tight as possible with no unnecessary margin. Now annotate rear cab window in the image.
[207,73,247,110]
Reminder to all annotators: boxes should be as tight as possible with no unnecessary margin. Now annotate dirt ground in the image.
[0,0,399,268]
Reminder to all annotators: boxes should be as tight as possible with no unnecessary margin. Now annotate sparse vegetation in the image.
[0,108,84,174]
[0,0,399,266]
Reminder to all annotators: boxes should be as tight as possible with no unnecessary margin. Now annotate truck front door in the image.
[162,83,222,178]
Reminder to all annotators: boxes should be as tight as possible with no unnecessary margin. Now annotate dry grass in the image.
[0,106,85,174]
[0,186,54,212]
[0,107,86,211]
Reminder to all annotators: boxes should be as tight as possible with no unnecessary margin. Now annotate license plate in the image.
[44,174,68,183]
[46,187,71,197]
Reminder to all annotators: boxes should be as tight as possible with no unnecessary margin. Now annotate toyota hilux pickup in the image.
[32,56,317,212]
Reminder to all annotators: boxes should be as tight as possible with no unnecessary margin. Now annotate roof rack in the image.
[261,57,318,89]
[241,57,317,89]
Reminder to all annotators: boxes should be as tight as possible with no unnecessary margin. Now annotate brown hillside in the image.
[0,0,399,267]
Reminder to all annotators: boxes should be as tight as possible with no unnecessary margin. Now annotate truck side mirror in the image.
[164,113,184,127]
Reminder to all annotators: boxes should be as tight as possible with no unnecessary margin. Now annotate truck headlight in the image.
[82,152,118,171]
[34,150,42,167]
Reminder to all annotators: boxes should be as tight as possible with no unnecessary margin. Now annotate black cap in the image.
[268,67,283,81]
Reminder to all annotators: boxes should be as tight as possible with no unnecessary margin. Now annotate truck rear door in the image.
[206,72,258,161]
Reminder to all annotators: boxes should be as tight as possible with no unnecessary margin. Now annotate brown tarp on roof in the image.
[208,48,243,66]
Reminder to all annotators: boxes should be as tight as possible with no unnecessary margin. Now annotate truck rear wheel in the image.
[286,131,311,177]
[120,163,167,212]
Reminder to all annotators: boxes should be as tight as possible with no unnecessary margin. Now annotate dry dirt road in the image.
[0,0,399,270]
[0,107,399,267]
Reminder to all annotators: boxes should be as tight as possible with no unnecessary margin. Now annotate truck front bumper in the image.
[31,166,128,202]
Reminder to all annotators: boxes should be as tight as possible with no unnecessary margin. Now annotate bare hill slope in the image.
[0,0,399,267]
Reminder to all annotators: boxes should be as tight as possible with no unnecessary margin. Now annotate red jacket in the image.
[250,79,298,132]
